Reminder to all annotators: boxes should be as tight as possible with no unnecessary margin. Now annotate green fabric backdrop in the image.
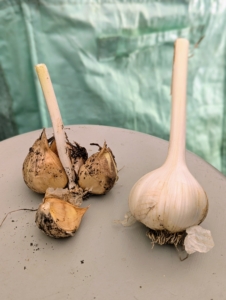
[0,0,226,175]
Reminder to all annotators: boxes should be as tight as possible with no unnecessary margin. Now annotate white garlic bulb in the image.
[129,163,208,233]
[127,39,213,254]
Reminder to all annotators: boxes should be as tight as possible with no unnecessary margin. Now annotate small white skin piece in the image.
[184,225,214,254]
[117,211,137,227]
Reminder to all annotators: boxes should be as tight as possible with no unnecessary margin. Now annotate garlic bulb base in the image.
[147,228,186,247]
[147,229,189,261]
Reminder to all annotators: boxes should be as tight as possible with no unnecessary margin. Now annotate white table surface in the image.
[0,125,225,300]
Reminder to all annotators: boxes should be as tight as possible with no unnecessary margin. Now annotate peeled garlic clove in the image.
[78,142,118,194]
[35,196,88,238]
[22,129,68,194]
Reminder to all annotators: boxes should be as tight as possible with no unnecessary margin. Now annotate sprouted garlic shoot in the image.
[126,39,214,256]
[35,64,78,190]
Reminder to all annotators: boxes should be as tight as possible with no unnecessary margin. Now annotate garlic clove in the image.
[78,142,118,194]
[35,196,88,238]
[22,129,68,194]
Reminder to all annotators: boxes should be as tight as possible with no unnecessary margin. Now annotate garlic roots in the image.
[22,129,68,194]
[35,196,88,238]
[78,142,118,194]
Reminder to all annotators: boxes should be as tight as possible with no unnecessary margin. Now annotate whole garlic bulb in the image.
[127,39,212,254]
[129,163,208,233]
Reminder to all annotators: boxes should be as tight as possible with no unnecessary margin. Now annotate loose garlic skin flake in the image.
[129,163,208,233]
[22,129,68,194]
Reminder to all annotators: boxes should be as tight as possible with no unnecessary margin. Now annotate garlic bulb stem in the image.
[35,64,75,189]
[166,39,189,167]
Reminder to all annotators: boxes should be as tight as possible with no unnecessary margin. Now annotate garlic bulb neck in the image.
[166,38,188,167]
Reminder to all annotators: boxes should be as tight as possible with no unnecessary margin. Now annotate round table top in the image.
[0,125,225,300]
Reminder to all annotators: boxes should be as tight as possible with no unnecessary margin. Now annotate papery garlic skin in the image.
[129,164,208,233]
[23,129,68,194]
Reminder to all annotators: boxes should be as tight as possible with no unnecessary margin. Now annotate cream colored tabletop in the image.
[0,125,225,300]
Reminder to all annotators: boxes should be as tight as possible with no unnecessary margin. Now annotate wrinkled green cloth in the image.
[0,0,226,175]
